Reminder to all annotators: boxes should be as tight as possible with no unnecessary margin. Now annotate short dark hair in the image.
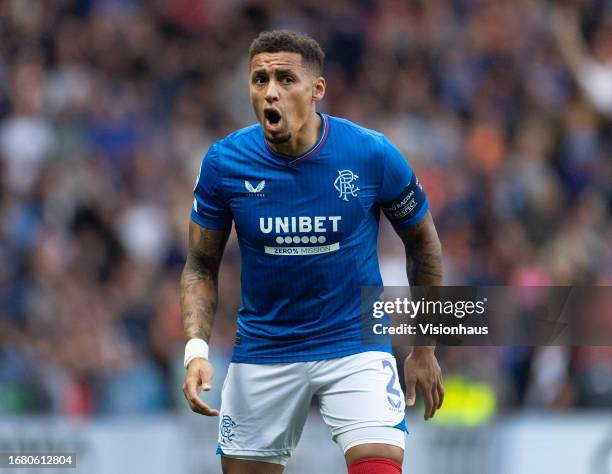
[249,30,325,76]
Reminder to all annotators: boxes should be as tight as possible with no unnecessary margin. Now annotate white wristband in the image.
[184,338,209,368]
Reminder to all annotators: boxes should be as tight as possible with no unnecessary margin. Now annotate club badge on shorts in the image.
[220,415,237,443]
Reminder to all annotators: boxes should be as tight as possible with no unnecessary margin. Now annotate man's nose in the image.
[264,81,279,102]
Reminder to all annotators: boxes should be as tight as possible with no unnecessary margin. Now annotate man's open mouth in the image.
[264,108,282,133]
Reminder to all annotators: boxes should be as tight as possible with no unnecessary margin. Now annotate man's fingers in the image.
[430,384,440,419]
[185,378,201,398]
[419,381,434,420]
[405,378,417,406]
[427,377,445,418]
[186,391,219,416]
[426,387,435,420]
[404,351,444,420]
[436,380,445,410]
[199,368,213,391]
[192,400,220,416]
[183,378,219,416]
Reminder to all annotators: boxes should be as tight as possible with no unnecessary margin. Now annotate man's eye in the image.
[253,77,267,85]
[281,76,294,84]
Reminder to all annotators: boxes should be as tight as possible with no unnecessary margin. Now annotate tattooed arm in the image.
[181,220,230,416]
[395,211,445,420]
[181,221,230,341]
[396,211,442,286]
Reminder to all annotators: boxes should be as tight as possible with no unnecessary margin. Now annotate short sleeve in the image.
[190,143,232,230]
[377,137,429,229]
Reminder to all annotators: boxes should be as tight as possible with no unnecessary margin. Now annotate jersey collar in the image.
[263,112,329,165]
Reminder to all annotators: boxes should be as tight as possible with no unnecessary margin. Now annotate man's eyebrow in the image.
[250,66,300,77]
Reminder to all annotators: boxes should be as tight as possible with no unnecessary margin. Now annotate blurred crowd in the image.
[0,0,610,419]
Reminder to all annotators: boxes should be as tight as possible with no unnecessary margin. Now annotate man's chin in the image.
[265,131,291,144]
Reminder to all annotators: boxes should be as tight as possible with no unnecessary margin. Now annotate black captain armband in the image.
[380,173,428,227]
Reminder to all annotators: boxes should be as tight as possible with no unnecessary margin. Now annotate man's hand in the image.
[182,358,220,416]
[404,347,444,420]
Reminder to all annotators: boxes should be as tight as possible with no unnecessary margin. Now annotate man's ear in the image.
[312,77,326,102]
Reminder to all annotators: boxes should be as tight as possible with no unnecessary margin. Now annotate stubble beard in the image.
[266,131,292,144]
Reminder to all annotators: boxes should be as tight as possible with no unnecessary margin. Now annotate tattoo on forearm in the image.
[397,213,443,286]
[180,223,230,341]
[406,250,443,285]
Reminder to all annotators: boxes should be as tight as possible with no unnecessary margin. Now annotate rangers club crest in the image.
[334,170,359,201]
[220,415,237,443]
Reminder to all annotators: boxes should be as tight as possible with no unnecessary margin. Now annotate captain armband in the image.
[381,173,429,227]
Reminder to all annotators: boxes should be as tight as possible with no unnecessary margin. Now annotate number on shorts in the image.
[382,360,401,397]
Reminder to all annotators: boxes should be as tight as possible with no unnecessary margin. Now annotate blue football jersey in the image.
[191,113,429,363]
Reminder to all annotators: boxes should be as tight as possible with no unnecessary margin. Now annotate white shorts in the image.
[216,351,407,466]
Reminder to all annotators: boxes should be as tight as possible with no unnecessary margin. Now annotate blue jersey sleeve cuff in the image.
[190,209,232,230]
[391,200,429,229]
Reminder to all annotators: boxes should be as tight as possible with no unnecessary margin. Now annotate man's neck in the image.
[269,112,322,156]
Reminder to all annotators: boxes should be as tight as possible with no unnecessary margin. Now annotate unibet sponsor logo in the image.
[259,216,341,234]
[260,216,342,255]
